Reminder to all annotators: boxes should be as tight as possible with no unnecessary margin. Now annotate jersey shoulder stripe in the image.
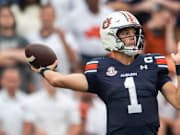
[85,63,98,70]
[86,61,99,65]
[84,60,99,73]
[156,59,167,65]
[153,54,168,69]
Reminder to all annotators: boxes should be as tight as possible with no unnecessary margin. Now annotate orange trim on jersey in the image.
[156,59,167,65]
[85,64,98,70]
[109,52,114,58]
[126,13,134,22]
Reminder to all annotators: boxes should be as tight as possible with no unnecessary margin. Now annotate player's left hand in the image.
[171,42,180,65]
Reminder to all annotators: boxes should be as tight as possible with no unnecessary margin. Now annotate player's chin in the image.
[127,44,136,47]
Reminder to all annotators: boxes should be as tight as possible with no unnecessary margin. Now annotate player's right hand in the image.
[47,60,58,70]
[30,60,58,73]
[171,42,180,65]
[31,65,42,73]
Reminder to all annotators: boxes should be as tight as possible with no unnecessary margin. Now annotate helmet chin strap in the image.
[121,49,138,56]
[120,46,138,56]
[114,41,138,56]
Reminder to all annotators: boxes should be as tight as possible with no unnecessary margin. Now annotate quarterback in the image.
[31,11,180,135]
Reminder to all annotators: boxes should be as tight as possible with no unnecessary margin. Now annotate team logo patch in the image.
[106,66,118,76]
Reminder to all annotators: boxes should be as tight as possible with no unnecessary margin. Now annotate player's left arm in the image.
[161,81,180,109]
[161,42,180,109]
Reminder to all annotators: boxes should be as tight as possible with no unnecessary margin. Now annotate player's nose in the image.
[129,31,136,36]
[129,35,135,40]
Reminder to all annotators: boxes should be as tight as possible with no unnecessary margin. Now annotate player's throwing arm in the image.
[25,44,89,92]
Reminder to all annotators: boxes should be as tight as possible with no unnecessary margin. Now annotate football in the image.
[25,44,57,68]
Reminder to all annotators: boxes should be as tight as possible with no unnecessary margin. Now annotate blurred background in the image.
[0,0,179,135]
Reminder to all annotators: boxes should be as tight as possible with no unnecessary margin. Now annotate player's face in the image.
[117,27,137,47]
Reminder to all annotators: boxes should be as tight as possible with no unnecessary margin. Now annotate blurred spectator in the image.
[11,0,41,37]
[105,0,131,11]
[40,0,84,29]
[0,99,6,135]
[0,5,33,93]
[155,0,180,41]
[143,4,177,56]
[27,4,79,93]
[105,0,179,26]
[105,0,154,24]
[28,79,81,135]
[85,96,106,135]
[79,94,106,135]
[65,0,112,63]
[0,68,33,135]
[0,0,19,6]
[156,0,180,12]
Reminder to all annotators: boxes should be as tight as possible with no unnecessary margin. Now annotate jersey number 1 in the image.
[124,77,142,114]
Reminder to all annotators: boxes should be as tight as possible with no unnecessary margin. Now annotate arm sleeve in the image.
[84,59,100,94]
[157,71,171,90]
[154,54,171,90]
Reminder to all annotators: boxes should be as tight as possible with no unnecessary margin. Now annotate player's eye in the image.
[121,31,129,36]
[132,29,136,35]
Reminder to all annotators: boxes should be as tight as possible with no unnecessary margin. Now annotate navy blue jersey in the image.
[84,53,171,135]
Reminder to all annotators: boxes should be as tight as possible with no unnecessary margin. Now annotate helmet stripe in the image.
[126,13,134,22]
[120,12,129,22]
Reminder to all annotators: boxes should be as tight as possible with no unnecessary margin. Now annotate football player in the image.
[30,11,180,135]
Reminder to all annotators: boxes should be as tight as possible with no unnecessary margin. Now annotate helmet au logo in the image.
[102,17,112,29]
[106,66,118,76]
